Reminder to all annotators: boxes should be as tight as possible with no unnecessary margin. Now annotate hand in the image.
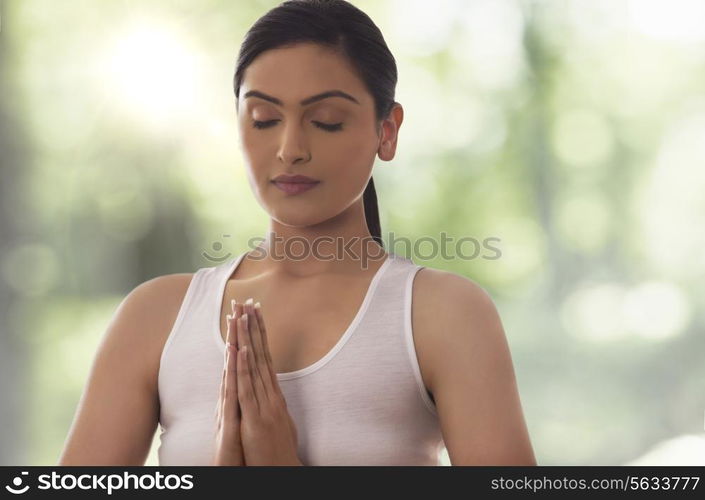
[237,298,302,466]
[212,300,245,465]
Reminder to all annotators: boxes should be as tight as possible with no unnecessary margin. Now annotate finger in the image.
[234,303,244,350]
[230,300,240,348]
[254,302,277,381]
[244,300,269,396]
[243,345,263,409]
[230,311,242,405]
[254,302,284,400]
[246,301,275,396]
[221,314,237,422]
[246,319,269,404]
[242,302,256,356]
[237,344,258,415]
[246,300,266,369]
[237,312,251,360]
[224,343,239,425]
[220,312,236,424]
[225,311,234,345]
[218,310,233,423]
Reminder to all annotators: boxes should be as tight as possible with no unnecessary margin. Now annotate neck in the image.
[251,200,386,277]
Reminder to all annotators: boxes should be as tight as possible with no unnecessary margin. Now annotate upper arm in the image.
[414,269,536,466]
[57,273,193,465]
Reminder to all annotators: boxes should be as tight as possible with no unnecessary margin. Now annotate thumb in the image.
[224,315,241,427]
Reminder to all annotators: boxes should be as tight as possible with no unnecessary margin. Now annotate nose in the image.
[277,122,311,165]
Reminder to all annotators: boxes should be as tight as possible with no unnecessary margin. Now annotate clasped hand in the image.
[213,298,301,466]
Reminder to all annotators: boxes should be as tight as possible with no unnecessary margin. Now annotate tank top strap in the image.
[372,252,424,303]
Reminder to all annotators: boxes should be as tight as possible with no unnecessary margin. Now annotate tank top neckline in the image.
[210,251,400,381]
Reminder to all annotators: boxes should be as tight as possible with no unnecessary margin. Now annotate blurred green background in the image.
[1,0,704,466]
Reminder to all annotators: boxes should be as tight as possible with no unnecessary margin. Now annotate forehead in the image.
[239,43,371,107]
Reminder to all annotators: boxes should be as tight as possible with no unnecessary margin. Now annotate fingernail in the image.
[246,297,254,305]
[231,299,236,310]
[226,313,232,322]
[255,301,261,309]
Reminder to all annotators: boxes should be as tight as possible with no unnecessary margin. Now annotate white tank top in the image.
[157,250,445,465]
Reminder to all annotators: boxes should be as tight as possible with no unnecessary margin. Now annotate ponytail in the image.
[363,176,383,248]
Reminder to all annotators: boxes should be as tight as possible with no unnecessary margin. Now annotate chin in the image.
[267,204,333,228]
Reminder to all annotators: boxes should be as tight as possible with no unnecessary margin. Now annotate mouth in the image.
[271,180,321,195]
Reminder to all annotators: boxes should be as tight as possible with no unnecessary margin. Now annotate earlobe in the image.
[377,111,400,161]
[378,140,395,161]
[377,136,386,156]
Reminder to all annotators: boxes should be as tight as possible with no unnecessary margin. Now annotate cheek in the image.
[324,130,377,180]
[239,130,272,173]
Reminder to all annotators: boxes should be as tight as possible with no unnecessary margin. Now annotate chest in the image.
[215,268,437,396]
[159,266,443,466]
[217,274,375,374]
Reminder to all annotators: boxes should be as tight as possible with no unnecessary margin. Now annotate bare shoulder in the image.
[411,266,536,465]
[413,266,494,310]
[113,272,196,391]
[411,266,503,393]
[130,273,196,329]
[91,272,196,393]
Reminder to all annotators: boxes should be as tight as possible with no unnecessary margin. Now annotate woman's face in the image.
[236,42,384,227]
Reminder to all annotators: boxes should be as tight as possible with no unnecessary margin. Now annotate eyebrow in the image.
[243,89,360,106]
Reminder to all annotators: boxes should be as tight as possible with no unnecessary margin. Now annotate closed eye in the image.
[313,121,343,132]
[251,120,343,132]
[252,119,278,129]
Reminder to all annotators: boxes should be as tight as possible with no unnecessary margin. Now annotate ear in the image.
[377,102,404,162]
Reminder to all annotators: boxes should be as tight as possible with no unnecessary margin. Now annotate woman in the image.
[58,0,536,466]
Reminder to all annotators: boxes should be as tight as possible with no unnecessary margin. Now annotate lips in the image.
[271,174,319,183]
[271,174,320,195]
